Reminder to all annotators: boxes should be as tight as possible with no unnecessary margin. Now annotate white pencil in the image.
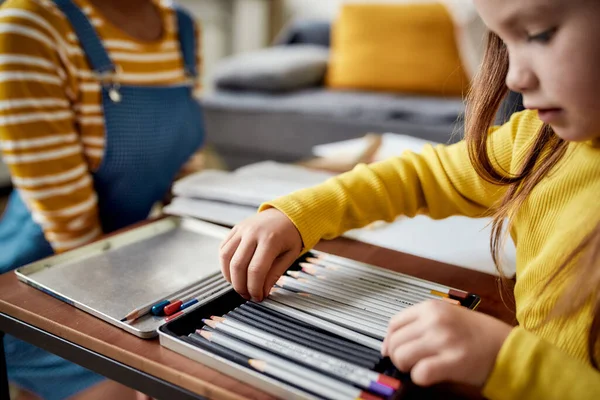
[249,360,383,400]
[269,292,386,339]
[290,269,435,304]
[303,260,458,301]
[308,252,468,299]
[287,271,417,308]
[199,330,383,400]
[277,276,402,316]
[204,317,395,397]
[273,287,389,327]
[259,298,383,350]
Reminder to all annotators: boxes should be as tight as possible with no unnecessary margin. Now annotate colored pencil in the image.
[227,310,379,367]
[286,271,419,309]
[303,260,458,302]
[164,285,232,322]
[163,280,231,315]
[271,288,389,329]
[308,252,469,299]
[121,273,222,321]
[276,276,401,316]
[257,299,383,350]
[289,269,435,305]
[151,273,225,316]
[269,291,387,339]
[238,303,382,358]
[184,333,250,366]
[199,329,384,400]
[249,359,384,400]
[204,316,398,395]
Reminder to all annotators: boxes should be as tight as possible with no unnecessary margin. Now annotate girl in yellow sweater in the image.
[220,0,600,398]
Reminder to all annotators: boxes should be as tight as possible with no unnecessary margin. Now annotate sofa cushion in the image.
[326,2,470,96]
[201,89,465,169]
[202,88,464,125]
[213,45,330,92]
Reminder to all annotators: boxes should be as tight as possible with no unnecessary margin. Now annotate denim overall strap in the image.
[52,0,115,75]
[174,7,198,78]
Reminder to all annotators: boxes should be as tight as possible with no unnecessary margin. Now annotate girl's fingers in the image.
[246,243,280,301]
[229,238,257,299]
[391,337,438,373]
[219,234,241,283]
[382,322,424,357]
[262,249,299,299]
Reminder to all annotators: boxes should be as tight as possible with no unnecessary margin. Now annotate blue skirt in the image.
[5,334,105,400]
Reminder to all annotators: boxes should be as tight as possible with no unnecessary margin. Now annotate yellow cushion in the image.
[326,3,470,96]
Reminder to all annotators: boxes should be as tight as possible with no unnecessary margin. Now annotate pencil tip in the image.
[248,359,265,371]
[199,330,212,340]
[204,319,217,328]
[276,277,286,286]
[211,315,226,322]
[287,271,299,278]
[269,287,279,295]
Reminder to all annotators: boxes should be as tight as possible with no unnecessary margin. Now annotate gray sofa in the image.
[201,20,519,169]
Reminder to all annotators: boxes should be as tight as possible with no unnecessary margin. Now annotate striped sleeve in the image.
[0,1,101,252]
[194,19,202,96]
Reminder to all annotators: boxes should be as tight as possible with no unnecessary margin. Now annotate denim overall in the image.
[0,0,204,397]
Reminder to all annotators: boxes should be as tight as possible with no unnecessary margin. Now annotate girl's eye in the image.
[526,27,557,43]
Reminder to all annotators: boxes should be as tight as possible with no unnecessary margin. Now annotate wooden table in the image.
[0,236,515,400]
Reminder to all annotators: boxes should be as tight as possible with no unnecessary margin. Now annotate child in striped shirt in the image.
[0,0,204,398]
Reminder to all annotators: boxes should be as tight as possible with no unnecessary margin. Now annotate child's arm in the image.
[261,111,536,251]
[483,326,600,400]
[0,3,102,253]
[220,111,538,300]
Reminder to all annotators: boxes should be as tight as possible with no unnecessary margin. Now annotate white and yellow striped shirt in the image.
[0,0,202,252]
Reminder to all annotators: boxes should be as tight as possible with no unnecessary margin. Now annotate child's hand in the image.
[219,208,302,301]
[382,300,512,388]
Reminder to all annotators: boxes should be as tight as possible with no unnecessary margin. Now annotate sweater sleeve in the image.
[0,0,101,252]
[260,111,541,251]
[483,327,600,400]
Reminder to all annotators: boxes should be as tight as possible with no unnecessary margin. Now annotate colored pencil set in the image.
[179,252,473,400]
[120,272,232,323]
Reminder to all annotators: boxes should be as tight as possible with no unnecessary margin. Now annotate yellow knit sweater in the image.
[263,110,600,399]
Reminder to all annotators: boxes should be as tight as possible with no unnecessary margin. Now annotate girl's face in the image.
[474,0,600,142]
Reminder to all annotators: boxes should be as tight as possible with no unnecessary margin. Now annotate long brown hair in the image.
[465,31,600,367]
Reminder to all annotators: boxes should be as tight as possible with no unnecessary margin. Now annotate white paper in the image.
[344,216,516,276]
[173,162,334,207]
[313,132,440,161]
[164,197,257,227]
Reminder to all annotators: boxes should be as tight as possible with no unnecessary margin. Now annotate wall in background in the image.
[178,0,275,90]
